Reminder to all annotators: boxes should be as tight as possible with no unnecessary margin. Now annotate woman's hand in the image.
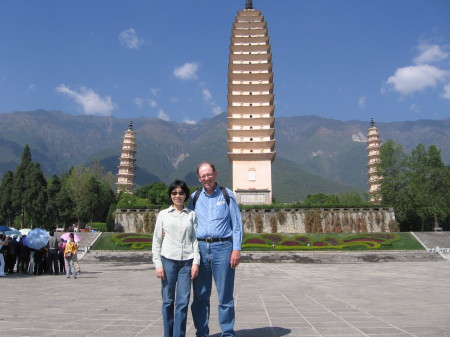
[191,264,199,279]
[156,267,165,280]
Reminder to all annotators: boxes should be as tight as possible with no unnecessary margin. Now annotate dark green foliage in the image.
[0,171,15,225]
[23,162,48,227]
[378,141,450,231]
[145,182,168,205]
[303,193,338,206]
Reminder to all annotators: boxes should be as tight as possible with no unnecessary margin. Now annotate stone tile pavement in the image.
[1,258,450,336]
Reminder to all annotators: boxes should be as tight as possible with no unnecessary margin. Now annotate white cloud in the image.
[148,99,157,108]
[157,109,170,121]
[27,83,36,92]
[119,28,143,49]
[133,97,143,107]
[183,117,196,124]
[410,104,420,113]
[443,83,450,100]
[202,89,212,103]
[386,64,448,95]
[173,62,199,80]
[212,106,222,115]
[358,96,366,108]
[414,44,448,65]
[150,88,160,97]
[56,85,116,116]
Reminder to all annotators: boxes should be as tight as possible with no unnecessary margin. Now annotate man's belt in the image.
[197,237,231,243]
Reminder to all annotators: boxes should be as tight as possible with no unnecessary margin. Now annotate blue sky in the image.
[1,0,450,124]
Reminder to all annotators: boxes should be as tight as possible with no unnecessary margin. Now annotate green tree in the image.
[55,175,74,228]
[22,162,48,227]
[46,174,62,226]
[0,171,16,226]
[303,193,338,206]
[377,140,414,225]
[11,145,32,227]
[408,144,450,231]
[63,164,116,225]
[146,182,168,205]
[336,190,367,205]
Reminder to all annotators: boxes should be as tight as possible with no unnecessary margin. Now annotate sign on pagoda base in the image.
[235,189,271,205]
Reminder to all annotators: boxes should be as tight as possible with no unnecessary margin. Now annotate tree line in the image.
[377,140,450,231]
[0,145,116,229]
[2,141,449,232]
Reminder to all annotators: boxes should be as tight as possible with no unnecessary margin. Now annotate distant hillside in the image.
[1,110,450,202]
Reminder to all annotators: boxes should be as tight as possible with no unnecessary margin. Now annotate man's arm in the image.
[227,189,243,268]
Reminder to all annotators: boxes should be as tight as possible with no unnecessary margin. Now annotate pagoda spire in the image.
[116,122,137,194]
[366,118,382,204]
[245,0,253,10]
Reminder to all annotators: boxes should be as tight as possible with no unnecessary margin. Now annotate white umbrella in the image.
[20,228,32,236]
[25,228,50,250]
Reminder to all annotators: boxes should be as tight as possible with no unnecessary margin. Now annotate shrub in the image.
[281,240,300,246]
[90,222,107,232]
[293,235,310,245]
[261,233,283,243]
[245,238,266,244]
[324,237,340,246]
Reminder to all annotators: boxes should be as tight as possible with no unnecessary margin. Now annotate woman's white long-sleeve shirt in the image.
[152,206,200,269]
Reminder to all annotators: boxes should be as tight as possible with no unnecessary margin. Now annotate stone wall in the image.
[115,207,397,233]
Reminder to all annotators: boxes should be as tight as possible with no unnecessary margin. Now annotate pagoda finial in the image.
[370,118,375,127]
[128,120,133,131]
[245,0,253,10]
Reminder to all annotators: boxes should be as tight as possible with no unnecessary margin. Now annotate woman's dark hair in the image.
[168,180,190,204]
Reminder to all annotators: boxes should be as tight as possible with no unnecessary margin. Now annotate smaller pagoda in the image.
[366,118,382,204]
[116,121,137,194]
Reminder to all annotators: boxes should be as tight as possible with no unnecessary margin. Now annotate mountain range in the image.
[1,110,450,202]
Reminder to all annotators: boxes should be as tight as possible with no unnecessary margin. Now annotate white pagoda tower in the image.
[227,0,276,205]
[366,118,382,204]
[116,121,137,194]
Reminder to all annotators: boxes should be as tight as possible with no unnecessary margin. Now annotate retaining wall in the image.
[115,207,397,234]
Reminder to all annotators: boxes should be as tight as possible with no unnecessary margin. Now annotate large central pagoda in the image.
[227,0,276,205]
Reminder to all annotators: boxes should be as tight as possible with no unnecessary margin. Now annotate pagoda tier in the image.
[227,2,275,205]
[116,121,137,194]
[366,119,382,204]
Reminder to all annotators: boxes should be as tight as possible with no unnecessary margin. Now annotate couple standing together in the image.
[152,161,243,337]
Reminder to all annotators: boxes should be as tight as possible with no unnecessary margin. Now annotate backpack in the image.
[192,185,230,208]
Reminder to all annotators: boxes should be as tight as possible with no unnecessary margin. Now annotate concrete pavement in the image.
[1,257,450,336]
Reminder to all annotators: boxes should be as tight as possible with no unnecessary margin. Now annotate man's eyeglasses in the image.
[199,173,214,180]
[171,191,186,196]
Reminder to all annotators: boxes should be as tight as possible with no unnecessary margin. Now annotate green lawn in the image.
[91,232,425,251]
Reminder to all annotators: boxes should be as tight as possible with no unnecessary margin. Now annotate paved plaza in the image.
[1,257,449,337]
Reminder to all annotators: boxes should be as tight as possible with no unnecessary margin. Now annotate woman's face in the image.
[171,187,186,208]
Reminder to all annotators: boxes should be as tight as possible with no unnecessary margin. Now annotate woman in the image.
[152,180,199,337]
[0,234,8,276]
[64,233,78,279]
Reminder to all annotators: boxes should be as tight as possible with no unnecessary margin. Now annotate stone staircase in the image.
[412,231,450,260]
[56,231,102,258]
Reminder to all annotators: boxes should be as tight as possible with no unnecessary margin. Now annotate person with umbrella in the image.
[0,233,9,276]
[64,233,78,279]
[18,235,30,274]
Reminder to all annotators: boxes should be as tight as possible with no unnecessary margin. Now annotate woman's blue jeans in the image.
[161,257,193,337]
[191,239,235,337]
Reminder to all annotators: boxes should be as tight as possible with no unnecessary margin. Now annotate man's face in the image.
[198,164,217,192]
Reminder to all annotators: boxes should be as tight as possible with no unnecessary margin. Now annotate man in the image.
[190,162,242,337]
[46,231,59,275]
